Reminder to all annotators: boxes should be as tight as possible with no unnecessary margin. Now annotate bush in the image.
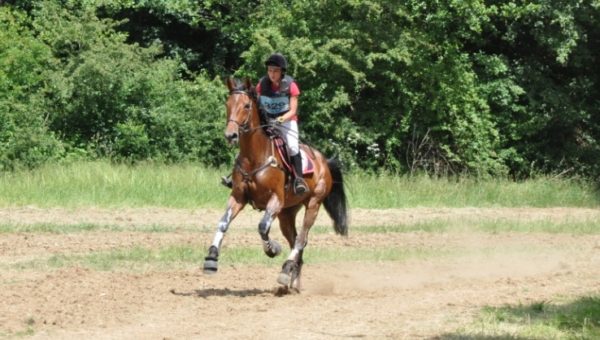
[31,2,232,166]
[0,6,62,170]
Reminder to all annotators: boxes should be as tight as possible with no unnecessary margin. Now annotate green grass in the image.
[0,222,211,234]
[443,296,600,339]
[4,241,563,274]
[4,240,556,272]
[347,219,600,234]
[348,173,600,208]
[0,327,35,338]
[6,244,448,271]
[0,161,229,208]
[1,217,598,235]
[0,161,598,208]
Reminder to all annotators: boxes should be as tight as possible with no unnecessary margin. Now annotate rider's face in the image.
[267,66,283,83]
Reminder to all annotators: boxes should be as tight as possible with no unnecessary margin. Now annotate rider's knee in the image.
[287,144,300,155]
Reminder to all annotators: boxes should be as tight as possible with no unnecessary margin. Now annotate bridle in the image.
[227,89,282,191]
[227,90,255,134]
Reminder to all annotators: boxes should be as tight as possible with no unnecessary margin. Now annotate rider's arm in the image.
[279,82,300,122]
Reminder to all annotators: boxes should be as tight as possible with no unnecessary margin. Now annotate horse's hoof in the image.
[274,286,300,296]
[277,260,297,286]
[277,272,292,287]
[264,240,282,258]
[203,257,218,275]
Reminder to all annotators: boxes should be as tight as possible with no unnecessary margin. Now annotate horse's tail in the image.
[323,157,348,236]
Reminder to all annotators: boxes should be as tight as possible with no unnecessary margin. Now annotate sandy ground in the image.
[1,207,599,339]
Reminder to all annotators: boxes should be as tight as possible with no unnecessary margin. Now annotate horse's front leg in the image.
[203,195,245,274]
[258,194,284,258]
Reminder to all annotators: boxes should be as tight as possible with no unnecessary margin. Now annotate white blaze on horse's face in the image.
[225,92,251,145]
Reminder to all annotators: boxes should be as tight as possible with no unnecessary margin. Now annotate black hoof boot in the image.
[277,260,298,287]
[264,240,282,258]
[203,246,219,274]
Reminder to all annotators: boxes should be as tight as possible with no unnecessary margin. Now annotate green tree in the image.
[0,6,62,170]
[237,0,505,175]
[481,0,600,179]
[2,0,600,179]
[30,1,231,165]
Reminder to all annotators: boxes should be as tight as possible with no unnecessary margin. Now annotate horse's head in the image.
[225,77,256,144]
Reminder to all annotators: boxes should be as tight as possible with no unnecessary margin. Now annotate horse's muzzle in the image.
[225,131,239,144]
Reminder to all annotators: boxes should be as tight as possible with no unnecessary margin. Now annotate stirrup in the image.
[293,178,308,195]
[221,175,232,188]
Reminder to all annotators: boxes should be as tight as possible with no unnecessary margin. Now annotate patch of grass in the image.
[348,219,600,234]
[443,296,600,339]
[0,161,598,208]
[2,216,598,236]
[0,223,109,234]
[304,246,445,263]
[476,219,600,234]
[217,245,446,265]
[0,223,212,234]
[0,321,36,338]
[8,244,447,271]
[0,161,229,208]
[7,246,200,271]
[348,173,600,208]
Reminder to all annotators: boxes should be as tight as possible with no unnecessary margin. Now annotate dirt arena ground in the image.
[1,207,599,339]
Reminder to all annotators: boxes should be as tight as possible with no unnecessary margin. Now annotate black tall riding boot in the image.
[220,174,232,188]
[291,154,308,195]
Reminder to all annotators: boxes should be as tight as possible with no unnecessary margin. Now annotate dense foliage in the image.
[1,0,599,179]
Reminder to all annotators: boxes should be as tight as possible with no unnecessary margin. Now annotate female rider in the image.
[222,53,308,195]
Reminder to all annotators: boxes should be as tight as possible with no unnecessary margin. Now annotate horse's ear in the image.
[244,78,253,90]
[226,77,236,91]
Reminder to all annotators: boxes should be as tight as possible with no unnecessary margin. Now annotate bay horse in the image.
[203,78,348,290]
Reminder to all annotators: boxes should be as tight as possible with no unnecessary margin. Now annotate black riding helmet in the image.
[265,53,288,71]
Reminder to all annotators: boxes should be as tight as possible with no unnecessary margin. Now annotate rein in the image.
[228,89,283,184]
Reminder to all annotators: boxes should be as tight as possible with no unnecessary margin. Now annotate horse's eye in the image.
[244,103,251,110]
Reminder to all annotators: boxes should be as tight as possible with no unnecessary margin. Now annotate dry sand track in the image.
[1,207,599,339]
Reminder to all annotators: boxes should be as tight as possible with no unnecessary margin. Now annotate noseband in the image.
[228,90,254,134]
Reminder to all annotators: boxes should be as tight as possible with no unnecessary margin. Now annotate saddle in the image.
[263,122,314,176]
[272,137,315,175]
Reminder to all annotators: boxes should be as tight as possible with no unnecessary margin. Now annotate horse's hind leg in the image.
[276,206,300,286]
[279,178,328,289]
[278,199,322,290]
[277,206,300,248]
[203,195,245,274]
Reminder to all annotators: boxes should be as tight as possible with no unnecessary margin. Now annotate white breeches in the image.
[275,120,300,156]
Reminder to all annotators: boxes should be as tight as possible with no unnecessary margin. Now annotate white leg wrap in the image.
[211,209,232,248]
[287,248,300,261]
[211,231,225,249]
